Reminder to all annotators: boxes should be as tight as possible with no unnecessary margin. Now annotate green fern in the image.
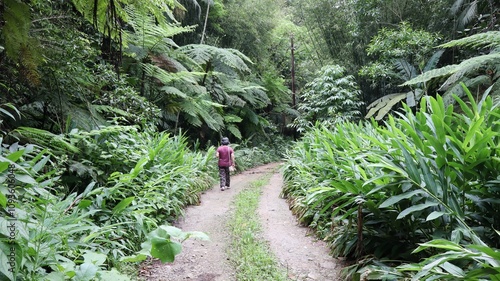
[403,53,500,86]
[178,44,253,74]
[439,31,500,49]
[124,5,194,53]
[403,31,500,87]
[13,127,80,154]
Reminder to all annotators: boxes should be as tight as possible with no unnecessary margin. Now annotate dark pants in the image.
[219,166,230,188]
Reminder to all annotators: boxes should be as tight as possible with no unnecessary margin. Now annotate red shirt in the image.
[217,145,234,167]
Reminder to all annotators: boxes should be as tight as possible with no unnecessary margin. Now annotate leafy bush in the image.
[292,65,364,132]
[282,86,500,280]
[0,126,216,280]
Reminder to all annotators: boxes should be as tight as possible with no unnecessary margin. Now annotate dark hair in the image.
[221,137,230,145]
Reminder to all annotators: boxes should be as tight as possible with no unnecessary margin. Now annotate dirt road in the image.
[139,163,343,281]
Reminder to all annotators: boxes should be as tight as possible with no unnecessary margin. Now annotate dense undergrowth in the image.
[0,124,285,280]
[282,90,500,280]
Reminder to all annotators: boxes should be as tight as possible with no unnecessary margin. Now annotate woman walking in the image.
[216,137,235,191]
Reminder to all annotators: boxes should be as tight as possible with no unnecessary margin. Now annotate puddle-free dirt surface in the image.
[139,163,344,281]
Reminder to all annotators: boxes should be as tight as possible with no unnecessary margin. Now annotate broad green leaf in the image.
[379,190,424,208]
[440,261,465,277]
[463,116,484,150]
[0,162,9,173]
[32,155,50,173]
[0,252,14,281]
[397,143,420,183]
[468,245,500,260]
[97,268,131,280]
[83,251,107,266]
[465,267,500,279]
[426,211,448,221]
[130,158,148,178]
[74,263,98,281]
[413,239,464,253]
[6,150,24,162]
[15,174,37,184]
[0,241,22,280]
[397,202,439,220]
[150,237,182,263]
[78,199,92,209]
[112,197,135,214]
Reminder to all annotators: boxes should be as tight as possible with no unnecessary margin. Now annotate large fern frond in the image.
[179,95,224,131]
[226,124,242,140]
[439,31,500,49]
[402,53,500,86]
[442,74,492,104]
[178,44,253,74]
[71,0,182,37]
[143,63,201,85]
[123,5,194,53]
[13,127,79,154]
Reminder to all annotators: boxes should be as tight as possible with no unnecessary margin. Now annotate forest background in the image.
[0,0,499,280]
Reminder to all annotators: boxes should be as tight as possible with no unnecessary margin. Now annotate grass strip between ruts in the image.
[226,173,291,281]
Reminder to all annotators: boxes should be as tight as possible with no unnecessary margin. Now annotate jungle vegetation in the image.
[1,0,499,280]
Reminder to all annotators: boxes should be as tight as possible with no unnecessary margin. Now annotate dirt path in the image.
[139,163,343,281]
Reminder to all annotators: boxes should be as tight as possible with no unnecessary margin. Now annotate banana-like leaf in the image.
[365,93,407,120]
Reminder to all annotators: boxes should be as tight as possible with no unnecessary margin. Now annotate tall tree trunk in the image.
[200,2,210,44]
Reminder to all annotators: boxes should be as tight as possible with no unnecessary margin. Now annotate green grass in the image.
[226,175,291,281]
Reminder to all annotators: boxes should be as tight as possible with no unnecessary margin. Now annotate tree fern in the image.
[123,5,194,53]
[178,44,253,74]
[71,0,183,38]
[226,124,242,140]
[403,53,500,86]
[404,31,500,87]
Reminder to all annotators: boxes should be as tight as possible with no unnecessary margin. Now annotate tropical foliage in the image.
[0,127,215,279]
[404,31,500,105]
[1,0,500,280]
[292,65,364,132]
[282,88,500,280]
